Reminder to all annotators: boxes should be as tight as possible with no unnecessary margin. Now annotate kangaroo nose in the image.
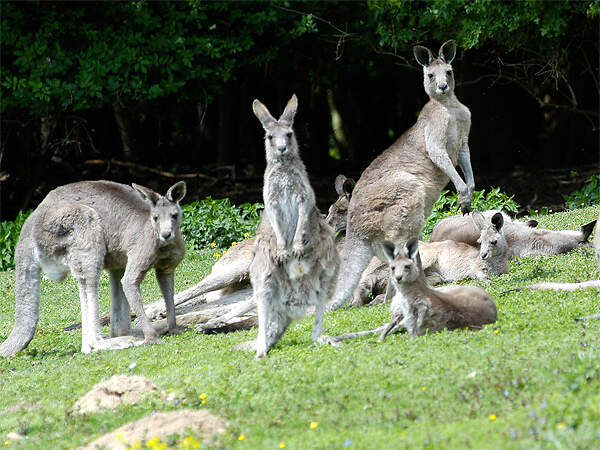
[480,252,489,260]
[161,231,173,240]
[277,145,287,154]
[439,84,448,92]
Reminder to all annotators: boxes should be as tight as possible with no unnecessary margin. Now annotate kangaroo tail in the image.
[0,228,41,357]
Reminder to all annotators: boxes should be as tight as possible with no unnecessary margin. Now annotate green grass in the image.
[1,207,599,449]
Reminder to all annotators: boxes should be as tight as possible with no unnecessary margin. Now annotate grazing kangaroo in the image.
[328,40,476,311]
[0,180,186,357]
[246,94,339,358]
[523,210,600,294]
[431,210,596,259]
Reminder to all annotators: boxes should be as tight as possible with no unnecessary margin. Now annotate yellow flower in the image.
[210,242,217,248]
[489,414,497,421]
[200,393,207,400]
[201,399,207,405]
[581,202,585,206]
[310,421,318,429]
[556,422,567,429]
[147,437,161,447]
[116,433,126,442]
[494,329,499,334]
[213,252,221,259]
[421,386,426,391]
[231,241,238,247]
[4,441,10,446]
[181,435,202,449]
[549,209,553,213]
[238,434,246,441]
[244,232,251,239]
[279,442,286,448]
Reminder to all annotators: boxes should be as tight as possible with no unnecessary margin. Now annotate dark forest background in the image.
[1,1,599,220]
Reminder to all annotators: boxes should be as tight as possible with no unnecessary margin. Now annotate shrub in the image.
[0,210,31,271]
[423,188,519,239]
[563,174,600,210]
[181,197,263,250]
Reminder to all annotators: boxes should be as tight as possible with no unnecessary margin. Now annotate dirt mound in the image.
[80,409,229,449]
[72,375,166,415]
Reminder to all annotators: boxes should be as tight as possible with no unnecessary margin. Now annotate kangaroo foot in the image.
[315,334,343,347]
[233,339,256,352]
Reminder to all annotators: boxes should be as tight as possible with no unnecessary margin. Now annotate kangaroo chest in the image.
[445,107,470,161]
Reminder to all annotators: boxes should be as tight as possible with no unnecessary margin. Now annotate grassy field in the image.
[1,206,599,449]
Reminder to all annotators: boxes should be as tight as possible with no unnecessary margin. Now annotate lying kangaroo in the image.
[328,40,476,311]
[334,238,498,342]
[431,210,596,259]
[0,180,186,357]
[377,239,498,340]
[246,94,339,358]
[523,210,600,294]
[351,212,509,305]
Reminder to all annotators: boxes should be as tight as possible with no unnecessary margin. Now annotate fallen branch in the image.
[83,159,217,181]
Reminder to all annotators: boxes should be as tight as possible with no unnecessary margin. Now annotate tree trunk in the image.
[113,102,136,161]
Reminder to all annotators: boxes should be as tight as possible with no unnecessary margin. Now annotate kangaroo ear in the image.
[382,240,396,263]
[334,175,347,196]
[279,94,298,126]
[132,183,160,207]
[413,45,434,67]
[405,238,420,261]
[472,211,486,231]
[439,40,456,64]
[166,181,186,204]
[525,219,538,228]
[343,178,356,200]
[252,99,276,130]
[581,219,597,241]
[491,212,504,232]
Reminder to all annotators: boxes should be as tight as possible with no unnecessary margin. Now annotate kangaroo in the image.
[327,40,476,311]
[0,180,186,357]
[431,210,596,259]
[325,174,355,235]
[377,239,498,340]
[244,94,339,358]
[523,210,600,293]
[351,212,509,306]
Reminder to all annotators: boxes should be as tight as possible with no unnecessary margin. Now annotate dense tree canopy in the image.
[1,1,598,218]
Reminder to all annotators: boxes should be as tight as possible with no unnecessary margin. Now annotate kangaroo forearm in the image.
[428,151,467,192]
[458,150,475,189]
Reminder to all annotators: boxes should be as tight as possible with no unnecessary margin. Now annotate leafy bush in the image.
[563,174,600,210]
[0,210,30,271]
[181,197,263,250]
[423,187,519,238]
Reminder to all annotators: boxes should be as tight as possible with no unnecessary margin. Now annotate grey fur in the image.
[0,180,186,357]
[248,95,339,358]
[524,210,600,292]
[327,40,475,311]
[430,210,596,259]
[378,238,497,340]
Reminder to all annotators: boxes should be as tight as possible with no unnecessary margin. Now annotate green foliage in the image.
[0,210,30,271]
[563,174,600,210]
[1,208,599,449]
[423,187,520,238]
[180,197,263,250]
[369,0,593,51]
[1,1,321,114]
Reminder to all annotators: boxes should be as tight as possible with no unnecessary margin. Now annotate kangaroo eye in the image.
[171,213,179,219]
[152,215,159,222]
[404,264,411,271]
[446,70,453,76]
[286,132,293,139]
[428,73,434,80]
[390,265,396,272]
[491,240,497,245]
[267,135,273,141]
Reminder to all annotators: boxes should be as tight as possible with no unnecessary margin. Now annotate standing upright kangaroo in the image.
[247,94,339,358]
[328,40,475,310]
[0,180,186,357]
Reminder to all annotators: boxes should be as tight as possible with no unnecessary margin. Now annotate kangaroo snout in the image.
[438,83,449,93]
[160,230,173,241]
